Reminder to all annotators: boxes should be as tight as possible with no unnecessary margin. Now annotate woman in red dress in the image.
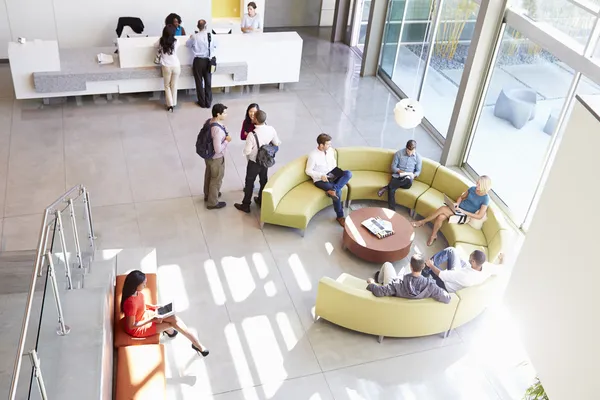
[240,103,260,140]
[121,270,209,357]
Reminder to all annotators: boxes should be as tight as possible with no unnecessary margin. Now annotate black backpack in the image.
[253,132,278,168]
[196,119,221,159]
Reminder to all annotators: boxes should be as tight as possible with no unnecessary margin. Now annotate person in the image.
[241,2,263,33]
[187,20,215,108]
[240,103,260,140]
[413,175,492,246]
[366,255,451,303]
[234,110,281,213]
[204,104,231,209]
[157,25,180,113]
[423,247,501,293]
[165,13,186,36]
[377,139,422,211]
[121,270,209,356]
[305,134,352,227]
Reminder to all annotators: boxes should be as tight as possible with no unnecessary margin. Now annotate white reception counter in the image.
[8,32,303,100]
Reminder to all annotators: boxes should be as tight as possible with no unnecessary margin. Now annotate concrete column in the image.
[440,0,509,166]
[360,0,389,77]
[331,0,351,42]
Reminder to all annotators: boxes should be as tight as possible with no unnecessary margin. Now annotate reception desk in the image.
[8,32,303,100]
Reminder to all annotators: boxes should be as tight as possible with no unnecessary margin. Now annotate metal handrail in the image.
[8,184,92,400]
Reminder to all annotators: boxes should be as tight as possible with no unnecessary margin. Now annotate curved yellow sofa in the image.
[261,147,510,263]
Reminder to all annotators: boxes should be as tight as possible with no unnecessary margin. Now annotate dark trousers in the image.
[192,57,212,107]
[242,160,268,205]
[314,170,353,218]
[387,176,413,210]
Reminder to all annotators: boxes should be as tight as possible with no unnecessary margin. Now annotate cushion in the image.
[414,187,445,218]
[486,229,511,264]
[337,147,395,173]
[454,242,488,261]
[116,344,166,400]
[271,181,348,230]
[393,180,430,210]
[440,222,488,247]
[415,158,440,186]
[114,273,160,348]
[265,156,311,209]
[482,205,507,242]
[430,166,471,200]
[346,171,390,201]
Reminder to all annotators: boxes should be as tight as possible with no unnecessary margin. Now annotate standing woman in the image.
[240,103,260,140]
[158,25,181,112]
[241,2,263,33]
[121,270,209,356]
[165,13,186,36]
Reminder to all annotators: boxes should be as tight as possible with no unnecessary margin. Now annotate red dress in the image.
[122,292,158,337]
[240,120,255,140]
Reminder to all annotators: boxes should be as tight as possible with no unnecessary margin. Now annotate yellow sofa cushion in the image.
[416,158,440,186]
[346,171,390,201]
[451,273,508,330]
[454,242,488,261]
[441,222,488,247]
[430,166,471,200]
[481,205,506,242]
[414,187,445,218]
[486,229,511,264]
[337,147,395,172]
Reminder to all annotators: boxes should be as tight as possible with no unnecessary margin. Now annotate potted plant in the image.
[523,378,548,400]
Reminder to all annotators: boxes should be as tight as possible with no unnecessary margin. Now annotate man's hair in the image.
[248,1,258,9]
[197,19,207,31]
[255,110,267,124]
[470,250,487,266]
[317,133,332,146]
[406,140,417,150]
[212,103,227,118]
[410,254,426,272]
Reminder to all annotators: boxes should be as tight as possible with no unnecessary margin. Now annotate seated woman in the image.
[413,175,492,247]
[121,270,209,356]
[241,2,263,33]
[165,13,186,36]
[240,103,260,140]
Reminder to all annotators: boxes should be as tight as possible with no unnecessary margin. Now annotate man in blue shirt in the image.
[377,140,422,211]
[187,20,216,108]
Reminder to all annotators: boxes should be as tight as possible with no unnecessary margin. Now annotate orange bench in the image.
[114,273,160,348]
[115,344,166,400]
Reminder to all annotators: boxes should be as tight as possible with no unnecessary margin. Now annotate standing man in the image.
[305,134,352,227]
[186,19,215,108]
[205,104,230,210]
[378,139,422,211]
[234,110,281,213]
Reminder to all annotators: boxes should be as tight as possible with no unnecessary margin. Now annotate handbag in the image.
[154,46,162,65]
[208,33,217,71]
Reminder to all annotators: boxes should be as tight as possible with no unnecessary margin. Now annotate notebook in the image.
[156,303,175,318]
[326,167,344,181]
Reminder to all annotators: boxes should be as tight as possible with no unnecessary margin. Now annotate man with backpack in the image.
[196,103,230,209]
[234,110,281,213]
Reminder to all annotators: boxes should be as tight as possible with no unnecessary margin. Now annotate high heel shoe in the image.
[163,329,178,338]
[167,106,174,113]
[192,344,209,357]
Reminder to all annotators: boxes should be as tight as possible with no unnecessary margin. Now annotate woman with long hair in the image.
[165,13,186,36]
[413,175,492,247]
[121,270,209,357]
[158,25,181,112]
[240,103,260,140]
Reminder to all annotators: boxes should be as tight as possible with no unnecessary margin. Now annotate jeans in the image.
[387,176,413,210]
[314,170,352,218]
[424,247,468,290]
[242,160,268,205]
[192,57,212,107]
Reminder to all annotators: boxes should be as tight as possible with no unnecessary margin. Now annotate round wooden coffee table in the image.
[342,207,415,263]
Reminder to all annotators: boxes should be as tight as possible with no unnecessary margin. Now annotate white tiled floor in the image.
[0,29,534,399]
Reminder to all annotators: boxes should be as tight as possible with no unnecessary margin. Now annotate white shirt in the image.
[241,13,263,32]
[158,39,181,67]
[439,263,502,293]
[243,124,281,162]
[305,148,337,182]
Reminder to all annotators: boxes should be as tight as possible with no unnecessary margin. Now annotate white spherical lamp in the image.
[394,99,424,129]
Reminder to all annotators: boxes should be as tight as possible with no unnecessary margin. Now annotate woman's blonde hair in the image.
[477,175,492,194]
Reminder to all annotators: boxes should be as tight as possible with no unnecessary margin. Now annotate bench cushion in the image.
[441,222,488,247]
[415,158,440,186]
[346,171,390,201]
[415,187,445,218]
[430,166,471,199]
[337,147,395,172]
[114,273,160,348]
[116,344,166,400]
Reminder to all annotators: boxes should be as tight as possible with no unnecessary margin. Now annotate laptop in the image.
[443,194,465,215]
[156,302,175,318]
[326,167,344,181]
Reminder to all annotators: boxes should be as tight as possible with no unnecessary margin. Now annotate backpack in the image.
[253,132,278,168]
[196,119,221,159]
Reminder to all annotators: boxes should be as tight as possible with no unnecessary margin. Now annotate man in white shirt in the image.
[186,20,216,108]
[235,110,281,213]
[423,247,501,293]
[305,134,352,227]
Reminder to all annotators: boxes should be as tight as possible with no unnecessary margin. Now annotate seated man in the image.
[305,133,352,227]
[423,247,501,293]
[377,139,422,211]
[366,255,451,304]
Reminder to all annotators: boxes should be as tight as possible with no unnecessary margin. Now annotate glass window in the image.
[420,0,480,137]
[465,29,582,224]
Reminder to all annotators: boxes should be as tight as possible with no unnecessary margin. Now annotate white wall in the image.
[320,0,335,27]
[505,96,600,399]
[0,1,11,58]
[265,0,321,27]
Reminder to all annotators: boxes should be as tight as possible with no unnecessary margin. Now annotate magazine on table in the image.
[361,217,395,239]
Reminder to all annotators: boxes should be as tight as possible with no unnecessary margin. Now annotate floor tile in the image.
[91,204,141,250]
[1,213,44,251]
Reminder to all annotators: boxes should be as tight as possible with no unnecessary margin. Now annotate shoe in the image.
[336,217,346,227]
[192,344,210,357]
[254,196,261,208]
[207,202,226,210]
[234,203,251,213]
[196,101,206,108]
[327,190,339,199]
[422,267,432,278]
[377,187,387,197]
[167,106,174,113]
[163,329,178,338]
[204,192,222,201]
[374,270,380,283]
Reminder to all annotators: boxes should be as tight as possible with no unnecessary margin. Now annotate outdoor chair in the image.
[493,88,537,129]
